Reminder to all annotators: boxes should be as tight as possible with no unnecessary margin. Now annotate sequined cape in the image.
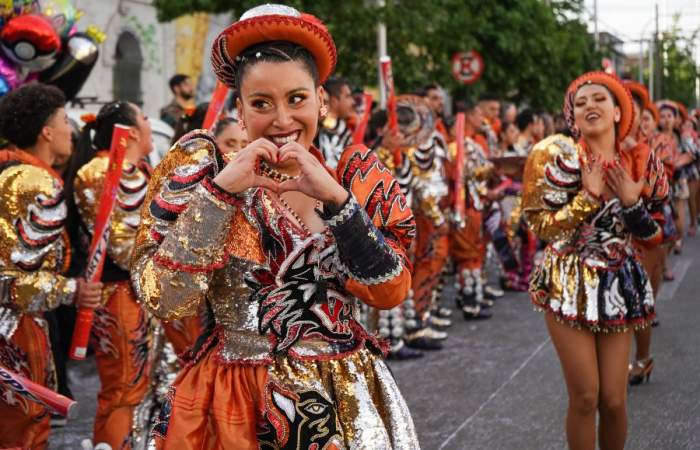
[73,153,150,282]
[131,130,416,364]
[376,130,451,226]
[447,134,495,213]
[317,116,352,170]
[0,149,76,341]
[522,135,668,332]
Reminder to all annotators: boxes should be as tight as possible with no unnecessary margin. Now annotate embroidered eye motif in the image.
[304,402,327,415]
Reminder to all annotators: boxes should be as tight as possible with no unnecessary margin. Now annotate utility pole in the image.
[593,0,599,51]
[376,0,387,108]
[649,39,654,99]
[654,3,662,100]
[696,0,700,107]
[639,40,644,83]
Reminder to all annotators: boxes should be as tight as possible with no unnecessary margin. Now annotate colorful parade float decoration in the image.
[0,0,105,100]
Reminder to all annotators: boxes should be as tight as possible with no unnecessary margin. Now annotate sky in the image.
[583,0,700,54]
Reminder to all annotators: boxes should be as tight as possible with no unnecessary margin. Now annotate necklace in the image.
[278,194,321,234]
[260,160,298,182]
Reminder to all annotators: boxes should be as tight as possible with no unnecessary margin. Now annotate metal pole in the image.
[649,39,654,99]
[696,0,700,107]
[593,0,599,51]
[639,40,644,83]
[654,3,661,99]
[377,0,387,108]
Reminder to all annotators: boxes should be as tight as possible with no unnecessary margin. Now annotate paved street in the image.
[51,238,700,449]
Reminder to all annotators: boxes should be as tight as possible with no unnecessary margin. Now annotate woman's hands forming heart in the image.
[212,139,348,207]
[276,141,348,206]
[212,138,281,194]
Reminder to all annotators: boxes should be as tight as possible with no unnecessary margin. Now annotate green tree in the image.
[627,17,699,107]
[155,0,598,111]
[658,20,699,107]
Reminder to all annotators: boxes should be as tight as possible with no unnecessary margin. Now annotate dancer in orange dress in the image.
[0,84,102,449]
[524,72,668,450]
[449,101,496,320]
[623,81,673,386]
[65,101,155,448]
[131,5,418,448]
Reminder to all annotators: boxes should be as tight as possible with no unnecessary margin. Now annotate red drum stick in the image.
[69,125,129,360]
[352,92,374,145]
[453,112,466,224]
[203,80,229,131]
[0,364,77,417]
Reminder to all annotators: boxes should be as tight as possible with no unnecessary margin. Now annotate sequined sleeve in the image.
[0,164,76,313]
[331,145,416,309]
[624,143,669,247]
[522,135,601,242]
[131,132,238,320]
[74,156,150,270]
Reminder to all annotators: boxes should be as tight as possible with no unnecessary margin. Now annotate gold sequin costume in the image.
[522,135,669,332]
[73,152,153,446]
[131,131,419,449]
[0,149,76,448]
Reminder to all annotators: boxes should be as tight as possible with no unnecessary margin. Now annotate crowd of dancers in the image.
[0,3,699,450]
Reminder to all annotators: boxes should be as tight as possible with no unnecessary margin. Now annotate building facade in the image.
[73,0,231,117]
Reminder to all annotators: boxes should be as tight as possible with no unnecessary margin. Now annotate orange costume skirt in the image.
[0,315,53,449]
[450,208,486,271]
[151,342,418,449]
[91,282,150,448]
[411,214,450,318]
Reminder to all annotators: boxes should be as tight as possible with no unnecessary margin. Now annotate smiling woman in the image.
[130,4,419,449]
[522,71,669,450]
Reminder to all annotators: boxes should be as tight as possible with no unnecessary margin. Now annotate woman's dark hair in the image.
[499,120,516,137]
[366,109,387,147]
[516,109,535,132]
[0,83,66,148]
[213,117,239,138]
[630,92,645,112]
[171,102,208,143]
[658,104,678,117]
[235,41,319,91]
[63,101,139,272]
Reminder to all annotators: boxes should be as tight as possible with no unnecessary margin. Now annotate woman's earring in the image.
[240,120,246,131]
[320,105,328,119]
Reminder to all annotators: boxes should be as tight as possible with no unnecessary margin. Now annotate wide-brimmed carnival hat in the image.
[211,4,337,90]
[656,99,679,115]
[624,79,659,123]
[646,102,660,123]
[563,71,634,140]
[624,80,651,109]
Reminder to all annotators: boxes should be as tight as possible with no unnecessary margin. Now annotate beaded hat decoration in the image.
[211,4,337,90]
[563,71,634,141]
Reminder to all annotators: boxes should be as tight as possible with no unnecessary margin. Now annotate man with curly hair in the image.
[0,83,102,448]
